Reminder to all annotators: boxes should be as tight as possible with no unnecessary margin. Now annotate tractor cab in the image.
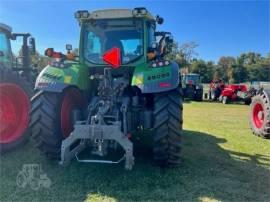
[75,8,172,70]
[0,23,13,67]
[0,23,36,73]
[39,8,178,94]
[182,73,200,87]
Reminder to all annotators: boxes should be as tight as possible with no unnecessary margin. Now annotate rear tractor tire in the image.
[249,90,270,139]
[195,89,203,101]
[0,65,33,153]
[153,88,183,166]
[30,88,84,158]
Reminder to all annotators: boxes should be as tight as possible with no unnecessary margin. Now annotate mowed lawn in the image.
[0,102,269,202]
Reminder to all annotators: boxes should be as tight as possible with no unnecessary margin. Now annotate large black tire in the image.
[249,90,270,139]
[195,89,203,101]
[153,88,183,166]
[209,88,221,101]
[0,65,33,153]
[30,88,84,159]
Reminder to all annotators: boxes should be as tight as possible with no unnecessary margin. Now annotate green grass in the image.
[1,102,269,202]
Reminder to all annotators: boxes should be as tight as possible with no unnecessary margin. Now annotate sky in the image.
[0,0,269,62]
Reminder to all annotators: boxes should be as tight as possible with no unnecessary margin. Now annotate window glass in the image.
[84,19,143,64]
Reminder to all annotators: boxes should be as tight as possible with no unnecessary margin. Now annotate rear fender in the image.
[35,63,89,93]
[131,61,179,94]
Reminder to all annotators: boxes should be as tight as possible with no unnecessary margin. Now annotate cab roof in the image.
[75,8,155,21]
[0,23,12,35]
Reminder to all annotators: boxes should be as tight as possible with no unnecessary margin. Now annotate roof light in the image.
[81,11,89,18]
[132,9,138,16]
[74,12,81,19]
[158,61,163,66]
[152,63,157,68]
[74,10,89,19]
[140,9,147,15]
[133,7,148,16]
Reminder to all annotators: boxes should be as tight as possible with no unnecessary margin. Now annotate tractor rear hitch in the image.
[59,120,134,170]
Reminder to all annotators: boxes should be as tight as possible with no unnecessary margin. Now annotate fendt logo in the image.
[147,72,170,81]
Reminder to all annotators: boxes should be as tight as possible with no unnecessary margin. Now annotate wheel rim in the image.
[61,88,83,138]
[0,84,30,143]
[253,103,264,129]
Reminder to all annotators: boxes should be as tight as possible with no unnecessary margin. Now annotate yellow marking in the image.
[64,76,72,83]
[134,74,144,85]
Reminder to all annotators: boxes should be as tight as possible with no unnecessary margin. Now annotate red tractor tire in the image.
[249,90,270,139]
[0,65,33,153]
[30,88,84,159]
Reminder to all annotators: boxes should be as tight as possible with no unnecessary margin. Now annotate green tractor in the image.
[31,8,182,169]
[181,73,203,101]
[0,23,36,153]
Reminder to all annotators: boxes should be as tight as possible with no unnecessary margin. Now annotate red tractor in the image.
[219,84,249,104]
[209,79,250,104]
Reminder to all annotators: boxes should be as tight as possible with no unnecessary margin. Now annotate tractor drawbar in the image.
[59,68,134,170]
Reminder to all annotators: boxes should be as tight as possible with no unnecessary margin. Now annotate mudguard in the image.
[35,63,89,92]
[131,61,179,93]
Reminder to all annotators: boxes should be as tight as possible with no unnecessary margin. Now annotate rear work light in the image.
[150,60,170,68]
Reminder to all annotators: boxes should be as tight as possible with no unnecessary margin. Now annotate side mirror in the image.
[29,37,36,55]
[0,50,4,57]
[165,35,173,44]
[66,44,72,53]
[164,36,173,53]
[156,15,164,25]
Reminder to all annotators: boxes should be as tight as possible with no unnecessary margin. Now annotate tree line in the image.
[167,42,270,83]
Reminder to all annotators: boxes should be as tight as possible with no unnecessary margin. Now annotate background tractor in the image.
[0,23,36,153]
[181,73,203,101]
[208,78,251,104]
[218,84,248,104]
[30,8,182,170]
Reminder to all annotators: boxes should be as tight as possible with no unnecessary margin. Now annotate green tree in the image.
[190,59,214,83]
[217,56,236,82]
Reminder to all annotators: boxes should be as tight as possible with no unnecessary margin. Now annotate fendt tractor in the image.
[31,8,182,169]
[181,73,203,101]
[0,23,36,153]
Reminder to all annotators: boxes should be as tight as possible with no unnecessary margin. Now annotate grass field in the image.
[0,102,269,202]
